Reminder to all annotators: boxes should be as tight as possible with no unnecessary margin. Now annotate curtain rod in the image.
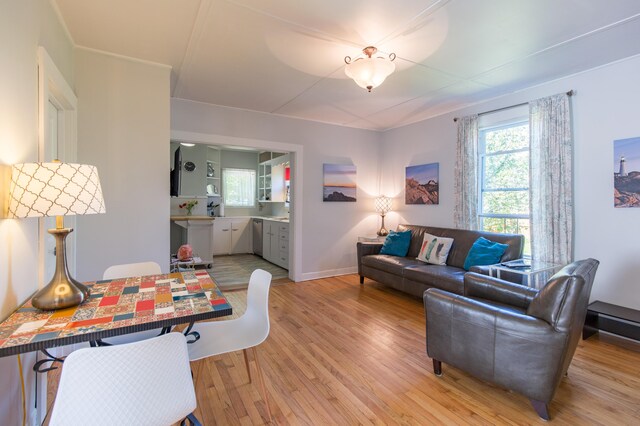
[453,90,574,122]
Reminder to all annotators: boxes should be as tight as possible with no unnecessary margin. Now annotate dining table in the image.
[0,269,232,368]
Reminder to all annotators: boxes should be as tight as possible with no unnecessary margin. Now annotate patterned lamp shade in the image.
[7,162,106,218]
[374,195,392,215]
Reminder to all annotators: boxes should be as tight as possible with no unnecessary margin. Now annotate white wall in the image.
[381,55,640,310]
[0,1,74,424]
[75,48,171,279]
[171,99,382,280]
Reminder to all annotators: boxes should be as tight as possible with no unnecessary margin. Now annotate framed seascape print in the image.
[406,162,439,205]
[323,164,356,202]
[614,137,640,207]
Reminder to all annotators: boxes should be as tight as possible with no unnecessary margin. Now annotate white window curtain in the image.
[222,168,256,207]
[529,93,573,265]
[454,114,479,229]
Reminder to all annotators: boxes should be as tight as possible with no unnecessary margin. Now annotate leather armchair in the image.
[424,258,599,420]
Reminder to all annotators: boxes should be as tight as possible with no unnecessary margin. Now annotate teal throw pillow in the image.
[463,237,509,270]
[379,230,412,257]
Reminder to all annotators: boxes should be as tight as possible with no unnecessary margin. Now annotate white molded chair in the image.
[188,268,273,420]
[103,261,162,281]
[102,261,163,345]
[49,333,201,426]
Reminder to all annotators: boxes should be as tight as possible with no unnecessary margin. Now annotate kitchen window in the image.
[222,168,256,207]
[478,120,531,255]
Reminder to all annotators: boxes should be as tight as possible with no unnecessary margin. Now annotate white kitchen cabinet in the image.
[212,219,231,256]
[271,163,285,202]
[172,219,214,264]
[230,218,251,254]
[262,221,275,261]
[275,222,289,269]
[213,218,251,255]
[257,152,289,202]
[263,220,289,269]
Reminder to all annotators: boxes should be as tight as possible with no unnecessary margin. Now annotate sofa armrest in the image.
[463,272,537,309]
[356,242,383,276]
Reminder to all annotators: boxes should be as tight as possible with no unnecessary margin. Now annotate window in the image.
[479,120,531,255]
[222,168,256,207]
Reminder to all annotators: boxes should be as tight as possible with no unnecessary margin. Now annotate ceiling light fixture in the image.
[344,46,396,92]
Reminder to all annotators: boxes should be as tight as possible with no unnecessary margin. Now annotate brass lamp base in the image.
[377,214,389,237]
[32,227,90,311]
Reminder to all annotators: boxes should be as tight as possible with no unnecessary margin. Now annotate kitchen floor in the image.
[208,254,289,289]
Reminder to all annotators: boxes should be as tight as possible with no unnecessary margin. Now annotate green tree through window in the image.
[479,122,531,255]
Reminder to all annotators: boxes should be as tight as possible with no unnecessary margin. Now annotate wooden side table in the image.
[357,235,387,243]
[583,301,640,341]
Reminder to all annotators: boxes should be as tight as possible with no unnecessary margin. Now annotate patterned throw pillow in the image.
[416,233,454,266]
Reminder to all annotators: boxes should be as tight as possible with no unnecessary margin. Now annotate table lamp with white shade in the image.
[374,195,392,237]
[7,161,106,310]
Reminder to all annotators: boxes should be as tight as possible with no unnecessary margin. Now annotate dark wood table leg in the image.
[583,310,599,340]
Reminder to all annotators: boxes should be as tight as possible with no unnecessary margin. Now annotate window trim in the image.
[222,167,257,208]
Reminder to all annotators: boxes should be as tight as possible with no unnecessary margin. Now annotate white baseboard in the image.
[299,266,357,282]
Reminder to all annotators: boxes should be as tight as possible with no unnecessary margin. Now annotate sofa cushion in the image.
[416,233,454,265]
[361,255,423,275]
[397,224,523,269]
[463,237,509,270]
[379,230,412,256]
[404,264,466,294]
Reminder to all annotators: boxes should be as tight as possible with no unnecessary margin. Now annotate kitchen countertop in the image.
[205,215,289,223]
[170,215,215,221]
[170,215,289,223]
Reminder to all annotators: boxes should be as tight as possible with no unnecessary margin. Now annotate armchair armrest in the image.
[356,242,383,276]
[463,272,537,309]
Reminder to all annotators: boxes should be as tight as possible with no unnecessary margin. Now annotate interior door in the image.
[36,46,79,426]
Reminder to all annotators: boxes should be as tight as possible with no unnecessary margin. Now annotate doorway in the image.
[169,133,303,284]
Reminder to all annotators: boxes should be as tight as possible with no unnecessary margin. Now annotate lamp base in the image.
[377,227,389,237]
[377,214,389,237]
[31,227,90,311]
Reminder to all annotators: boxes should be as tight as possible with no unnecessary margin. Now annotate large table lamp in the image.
[7,161,106,310]
[374,195,392,237]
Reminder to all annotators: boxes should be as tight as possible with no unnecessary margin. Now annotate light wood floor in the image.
[49,275,640,425]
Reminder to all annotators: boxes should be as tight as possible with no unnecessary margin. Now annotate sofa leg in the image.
[433,359,442,376]
[359,276,364,284]
[530,399,550,421]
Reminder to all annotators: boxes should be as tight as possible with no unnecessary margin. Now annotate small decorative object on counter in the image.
[179,200,198,215]
[177,244,193,261]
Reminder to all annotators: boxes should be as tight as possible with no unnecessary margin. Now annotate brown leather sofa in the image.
[356,224,524,297]
[424,259,600,420]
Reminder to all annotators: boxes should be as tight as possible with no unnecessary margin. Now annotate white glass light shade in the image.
[7,162,106,218]
[374,195,392,215]
[345,56,395,92]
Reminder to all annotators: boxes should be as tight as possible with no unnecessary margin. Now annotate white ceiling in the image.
[54,0,640,131]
